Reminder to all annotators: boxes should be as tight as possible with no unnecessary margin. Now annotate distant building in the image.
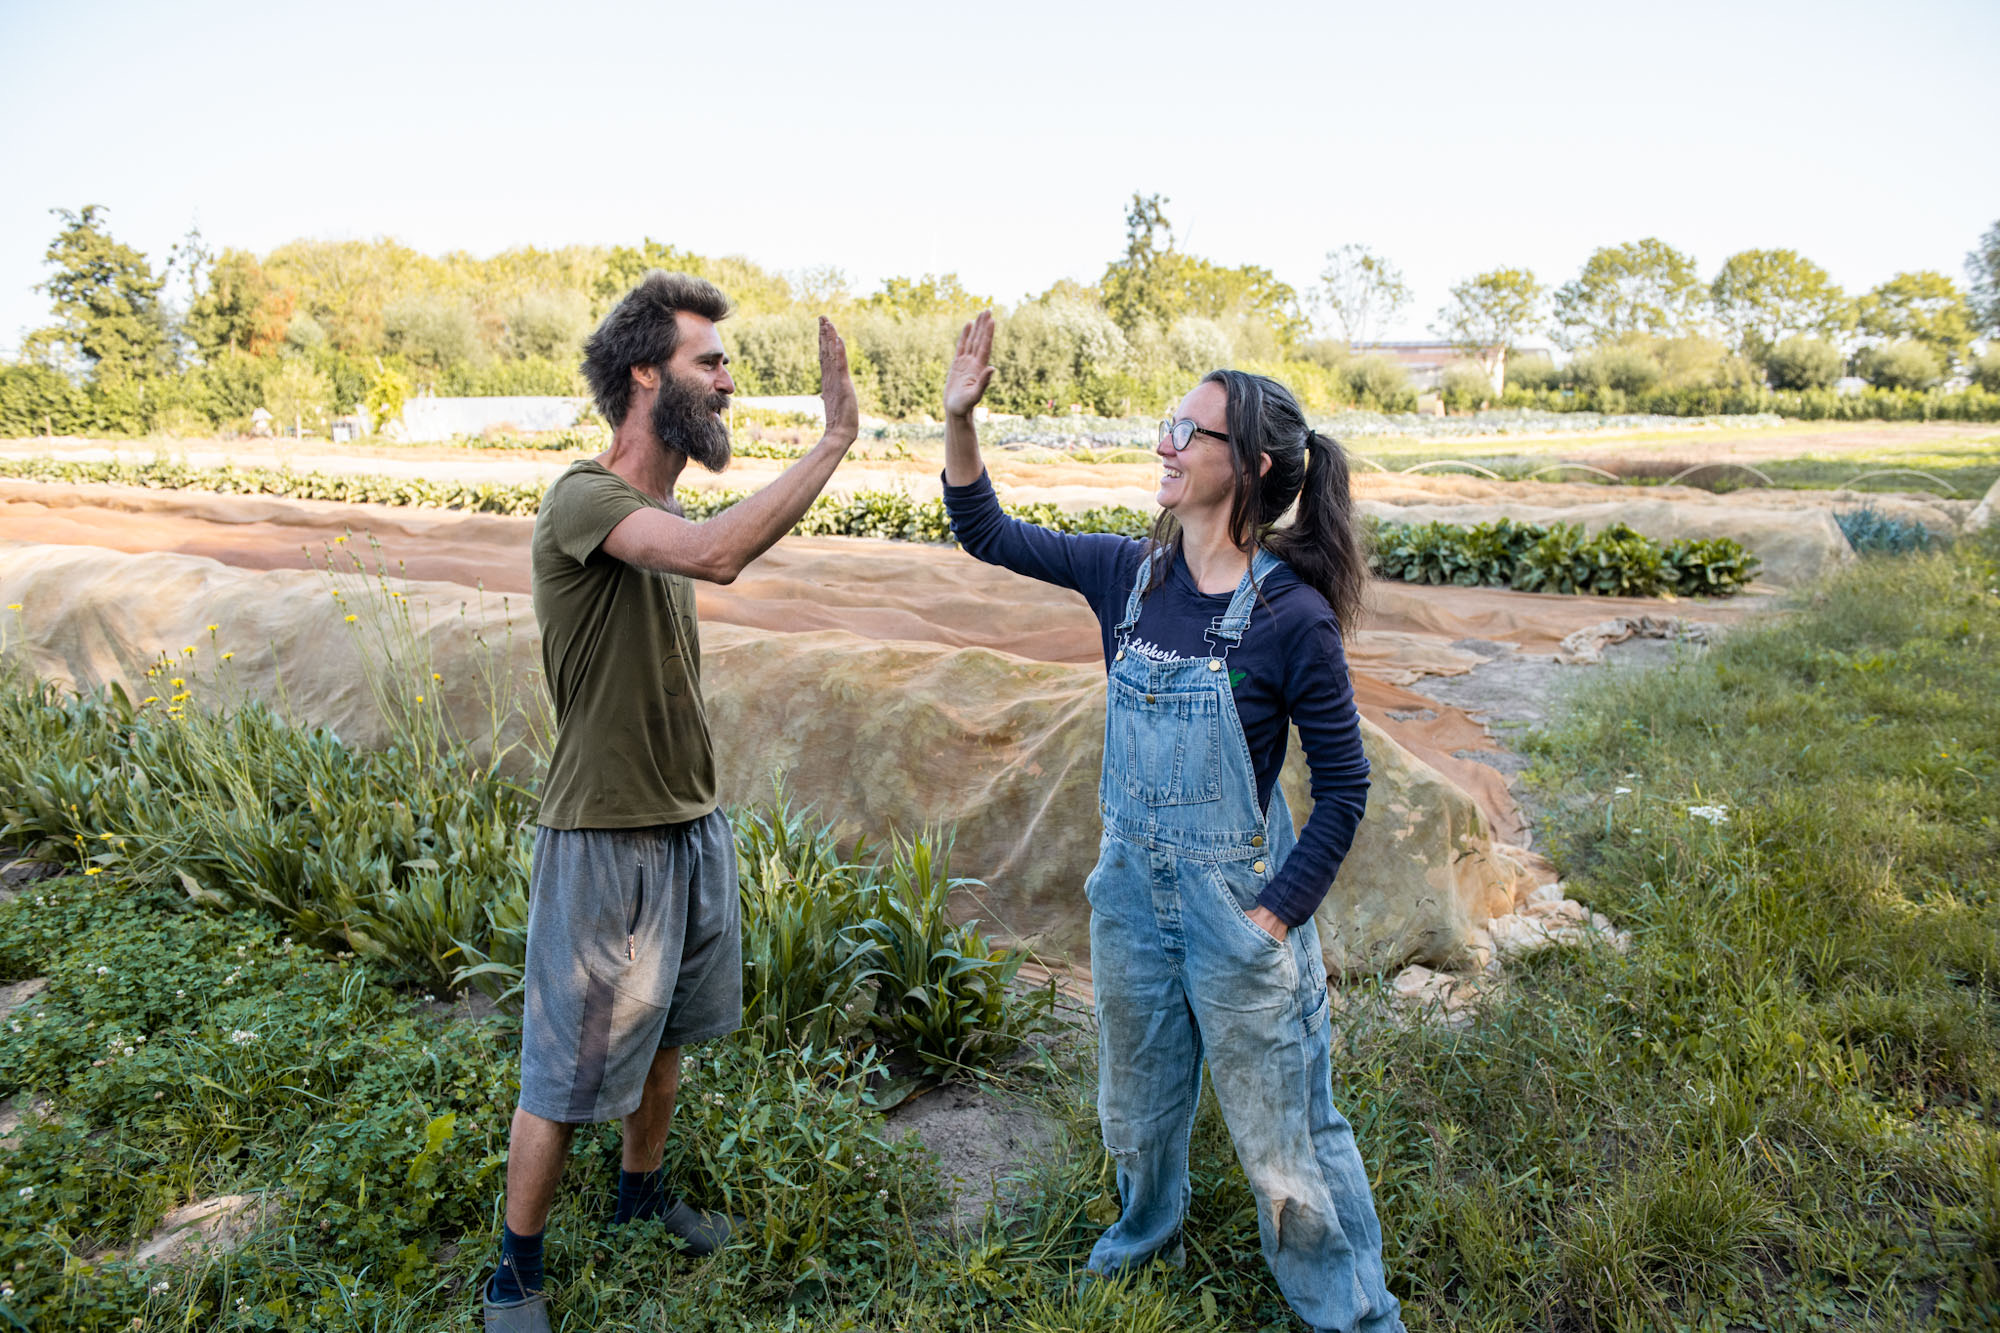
[1348,341,1466,390]
[1349,340,1556,395]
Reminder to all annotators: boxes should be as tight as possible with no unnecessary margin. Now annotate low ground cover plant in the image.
[1834,503,1938,556]
[1368,516,1759,597]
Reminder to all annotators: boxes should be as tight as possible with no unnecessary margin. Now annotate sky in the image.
[1,0,1995,357]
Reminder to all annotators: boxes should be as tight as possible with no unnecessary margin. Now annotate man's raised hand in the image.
[818,316,859,447]
[944,311,996,420]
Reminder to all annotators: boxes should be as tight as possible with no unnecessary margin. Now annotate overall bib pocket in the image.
[1109,676,1221,807]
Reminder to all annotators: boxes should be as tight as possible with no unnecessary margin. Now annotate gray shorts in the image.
[518,811,742,1124]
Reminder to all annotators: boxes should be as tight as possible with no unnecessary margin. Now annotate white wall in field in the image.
[395,396,588,442]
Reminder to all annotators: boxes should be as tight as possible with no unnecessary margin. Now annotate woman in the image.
[941,313,1401,1333]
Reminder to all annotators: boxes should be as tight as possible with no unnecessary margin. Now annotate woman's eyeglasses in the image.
[1159,418,1231,453]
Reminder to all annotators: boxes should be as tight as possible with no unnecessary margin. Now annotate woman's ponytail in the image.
[1265,429,1368,636]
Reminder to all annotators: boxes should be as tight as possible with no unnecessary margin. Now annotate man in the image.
[483,271,858,1332]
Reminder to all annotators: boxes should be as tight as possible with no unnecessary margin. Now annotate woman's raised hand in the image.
[943,311,997,419]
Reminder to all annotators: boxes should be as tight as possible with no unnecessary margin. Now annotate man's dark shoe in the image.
[657,1197,738,1256]
[482,1289,551,1333]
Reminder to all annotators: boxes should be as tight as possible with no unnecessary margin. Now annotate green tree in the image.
[503,289,592,362]
[1708,249,1850,360]
[0,364,90,436]
[262,237,434,355]
[1964,222,2000,338]
[790,264,854,311]
[23,205,175,386]
[1971,345,2000,394]
[1099,193,1303,344]
[1762,336,1844,391]
[262,358,334,434]
[365,361,413,431]
[1432,268,1545,388]
[1101,193,1180,333]
[593,240,792,315]
[1315,244,1410,345]
[989,300,1131,415]
[1552,238,1706,350]
[382,295,486,375]
[861,273,987,320]
[1856,340,1943,391]
[185,247,295,360]
[1856,271,1976,371]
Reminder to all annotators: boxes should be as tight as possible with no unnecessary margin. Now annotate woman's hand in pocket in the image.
[1246,905,1289,944]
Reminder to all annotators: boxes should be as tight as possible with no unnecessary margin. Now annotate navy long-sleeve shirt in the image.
[943,470,1370,927]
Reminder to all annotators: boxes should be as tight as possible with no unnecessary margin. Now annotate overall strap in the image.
[1115,546,1158,640]
[1205,547,1282,649]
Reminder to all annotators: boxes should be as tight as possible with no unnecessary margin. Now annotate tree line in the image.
[3,198,1997,438]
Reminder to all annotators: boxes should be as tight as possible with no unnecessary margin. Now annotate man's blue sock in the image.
[614,1166,668,1223]
[486,1225,544,1305]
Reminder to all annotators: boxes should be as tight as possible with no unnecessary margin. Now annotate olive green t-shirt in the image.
[531,460,717,829]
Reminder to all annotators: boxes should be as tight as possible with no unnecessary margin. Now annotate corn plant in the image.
[847,829,1050,1078]
[733,793,877,1051]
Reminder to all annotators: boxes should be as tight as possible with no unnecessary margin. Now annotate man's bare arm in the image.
[603,317,859,584]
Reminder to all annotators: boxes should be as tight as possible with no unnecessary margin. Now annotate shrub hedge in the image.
[1500,382,2000,421]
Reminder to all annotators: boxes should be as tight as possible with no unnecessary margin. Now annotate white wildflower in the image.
[1687,804,1731,825]
[1613,786,1632,796]
[229,1029,259,1045]
[16,1186,31,1198]
[96,965,110,976]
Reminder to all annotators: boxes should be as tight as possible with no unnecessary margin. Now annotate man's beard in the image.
[650,372,732,472]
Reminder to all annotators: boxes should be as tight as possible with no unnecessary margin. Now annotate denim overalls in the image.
[1085,547,1402,1333]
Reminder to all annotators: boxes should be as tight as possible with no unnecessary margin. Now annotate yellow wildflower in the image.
[345,614,358,624]
[206,624,218,633]
[5,604,19,612]
[84,867,104,876]
[415,695,425,704]
[431,673,441,682]
[142,697,159,705]
[170,678,184,688]
[222,652,234,661]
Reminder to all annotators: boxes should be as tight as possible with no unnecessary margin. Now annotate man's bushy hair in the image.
[581,271,732,426]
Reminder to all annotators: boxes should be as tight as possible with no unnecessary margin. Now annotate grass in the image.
[0,531,1996,1328]
[1342,433,2000,498]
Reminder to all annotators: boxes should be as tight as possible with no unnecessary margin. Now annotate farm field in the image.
[0,421,1996,1330]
